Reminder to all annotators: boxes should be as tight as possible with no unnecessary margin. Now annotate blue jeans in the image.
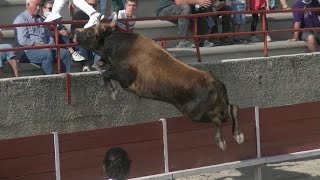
[0,44,16,68]
[77,47,101,67]
[21,48,71,75]
[100,0,125,15]
[156,4,192,37]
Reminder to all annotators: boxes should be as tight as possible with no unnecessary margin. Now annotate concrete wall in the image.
[1,53,320,139]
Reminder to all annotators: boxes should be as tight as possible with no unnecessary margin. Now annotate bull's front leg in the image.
[102,71,118,100]
[211,113,226,150]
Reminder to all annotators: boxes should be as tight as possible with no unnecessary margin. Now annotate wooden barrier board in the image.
[260,101,320,156]
[166,107,257,171]
[58,121,164,180]
[0,134,55,180]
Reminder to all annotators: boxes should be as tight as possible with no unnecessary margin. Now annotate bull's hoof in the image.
[234,132,244,144]
[216,138,226,150]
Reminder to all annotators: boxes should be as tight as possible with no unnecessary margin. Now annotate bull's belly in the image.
[127,83,213,121]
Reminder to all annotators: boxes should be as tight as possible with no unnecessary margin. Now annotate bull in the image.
[72,16,244,150]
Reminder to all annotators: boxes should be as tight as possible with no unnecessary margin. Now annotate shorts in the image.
[231,3,246,25]
[301,31,320,44]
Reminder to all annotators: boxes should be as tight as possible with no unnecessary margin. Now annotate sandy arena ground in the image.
[177,156,320,180]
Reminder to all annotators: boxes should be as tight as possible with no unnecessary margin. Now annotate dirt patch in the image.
[177,156,320,180]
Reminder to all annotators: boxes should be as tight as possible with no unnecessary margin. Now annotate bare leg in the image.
[306,35,319,52]
[7,59,19,77]
[228,105,244,144]
[280,0,289,9]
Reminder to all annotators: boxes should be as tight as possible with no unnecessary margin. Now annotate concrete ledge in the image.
[1,53,320,139]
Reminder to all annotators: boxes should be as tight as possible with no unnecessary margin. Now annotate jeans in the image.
[100,0,125,15]
[211,5,233,34]
[21,48,71,75]
[0,44,16,68]
[156,4,191,38]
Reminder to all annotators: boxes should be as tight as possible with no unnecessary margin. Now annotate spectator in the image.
[44,0,104,29]
[192,5,215,47]
[155,0,212,48]
[101,0,125,16]
[269,0,290,10]
[210,0,234,45]
[0,29,19,78]
[13,0,71,75]
[71,0,102,71]
[289,0,320,52]
[109,0,138,32]
[103,147,131,180]
[249,0,271,42]
[41,0,85,62]
[231,0,247,44]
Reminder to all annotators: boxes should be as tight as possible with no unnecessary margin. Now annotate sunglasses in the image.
[44,7,53,11]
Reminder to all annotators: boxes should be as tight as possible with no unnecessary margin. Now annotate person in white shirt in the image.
[44,0,104,29]
[109,0,137,32]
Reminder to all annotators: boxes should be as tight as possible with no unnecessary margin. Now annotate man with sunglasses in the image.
[71,0,103,71]
[41,0,85,63]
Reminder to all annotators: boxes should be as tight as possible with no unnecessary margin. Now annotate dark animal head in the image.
[72,14,118,51]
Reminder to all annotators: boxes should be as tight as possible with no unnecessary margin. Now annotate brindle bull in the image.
[72,16,244,150]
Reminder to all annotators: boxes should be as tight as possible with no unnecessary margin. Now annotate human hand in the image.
[198,0,212,8]
[59,29,69,36]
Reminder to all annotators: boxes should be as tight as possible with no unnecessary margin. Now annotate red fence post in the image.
[54,24,61,74]
[261,12,268,57]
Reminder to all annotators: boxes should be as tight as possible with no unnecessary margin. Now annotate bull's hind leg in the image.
[228,105,244,144]
[211,113,227,150]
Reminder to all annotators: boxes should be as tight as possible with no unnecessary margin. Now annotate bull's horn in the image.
[95,14,104,28]
[110,11,118,28]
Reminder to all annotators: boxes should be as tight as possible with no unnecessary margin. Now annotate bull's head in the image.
[72,14,118,51]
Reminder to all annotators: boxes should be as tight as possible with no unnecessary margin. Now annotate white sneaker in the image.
[266,34,272,42]
[84,13,105,29]
[250,36,260,43]
[82,66,91,72]
[44,13,62,22]
[72,51,85,62]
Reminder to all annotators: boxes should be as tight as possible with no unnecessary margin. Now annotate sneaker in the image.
[44,13,62,22]
[266,34,272,42]
[84,13,105,29]
[202,40,215,47]
[176,40,196,48]
[72,51,85,62]
[220,37,234,45]
[82,66,91,72]
[250,36,260,43]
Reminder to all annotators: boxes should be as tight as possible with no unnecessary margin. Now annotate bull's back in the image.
[128,36,213,103]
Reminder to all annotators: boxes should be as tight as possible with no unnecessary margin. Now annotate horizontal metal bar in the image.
[130,148,320,180]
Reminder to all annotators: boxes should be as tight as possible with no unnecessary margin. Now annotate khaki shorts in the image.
[301,31,320,44]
